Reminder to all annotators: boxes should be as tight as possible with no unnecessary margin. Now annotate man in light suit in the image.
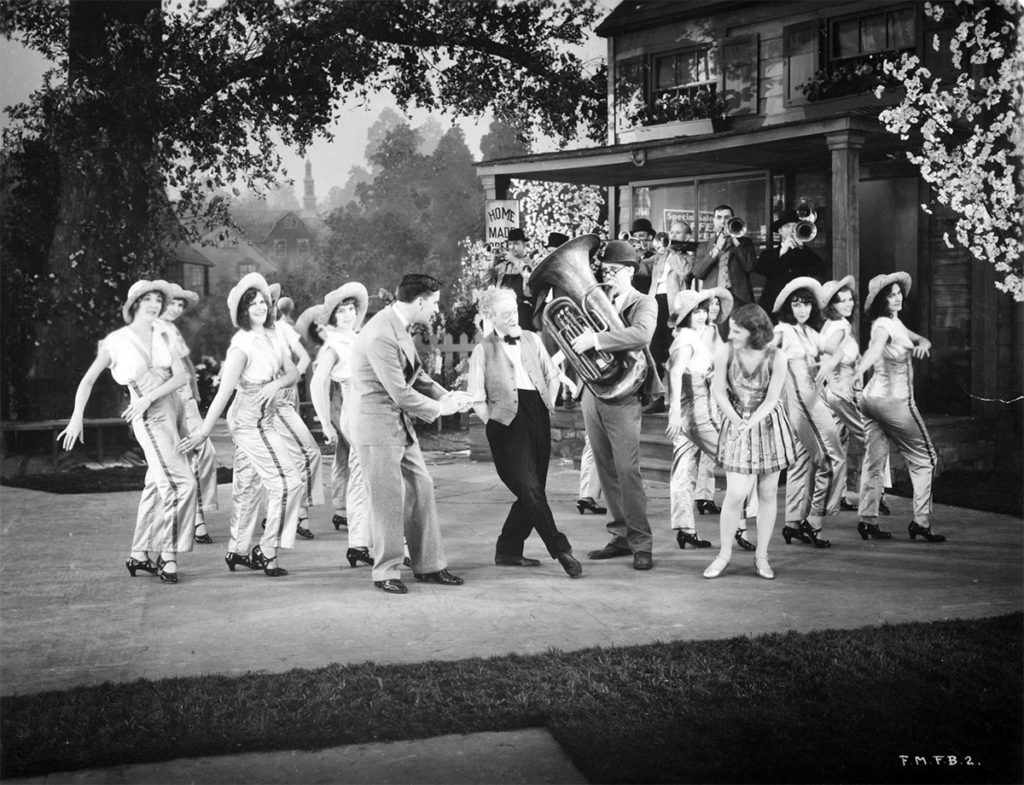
[350,274,471,594]
[568,240,664,570]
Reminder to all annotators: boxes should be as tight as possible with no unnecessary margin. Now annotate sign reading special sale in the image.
[485,200,521,245]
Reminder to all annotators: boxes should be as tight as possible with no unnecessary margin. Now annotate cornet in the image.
[794,202,818,244]
[726,217,747,239]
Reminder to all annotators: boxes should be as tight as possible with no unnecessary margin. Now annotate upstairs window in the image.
[274,239,287,259]
[831,7,915,64]
[284,216,297,229]
[297,238,310,259]
[184,263,206,294]
[238,262,257,276]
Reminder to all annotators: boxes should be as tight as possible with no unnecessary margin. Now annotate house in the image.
[476,0,1021,446]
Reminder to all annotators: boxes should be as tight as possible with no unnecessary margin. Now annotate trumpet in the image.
[794,202,817,244]
[726,217,747,239]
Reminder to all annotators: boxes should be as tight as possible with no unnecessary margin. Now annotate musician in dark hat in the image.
[489,227,535,329]
[568,239,664,571]
[629,217,658,294]
[754,209,830,312]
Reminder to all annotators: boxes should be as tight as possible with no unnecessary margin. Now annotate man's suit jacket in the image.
[691,236,757,305]
[596,288,666,399]
[349,306,447,446]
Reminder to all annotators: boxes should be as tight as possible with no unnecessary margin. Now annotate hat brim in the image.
[122,279,177,324]
[820,275,855,310]
[295,305,323,341]
[227,273,273,328]
[318,282,369,327]
[772,277,825,314]
[863,272,912,314]
[703,287,734,322]
[668,288,724,328]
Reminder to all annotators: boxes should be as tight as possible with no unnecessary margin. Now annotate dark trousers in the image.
[650,293,671,381]
[486,390,571,558]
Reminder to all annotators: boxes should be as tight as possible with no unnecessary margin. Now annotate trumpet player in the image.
[754,208,829,313]
[488,227,535,329]
[568,239,664,571]
[692,204,757,308]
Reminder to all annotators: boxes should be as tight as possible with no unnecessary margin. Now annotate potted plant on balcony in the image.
[800,52,903,104]
[619,87,727,143]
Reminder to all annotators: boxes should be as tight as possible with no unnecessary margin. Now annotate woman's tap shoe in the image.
[798,520,831,549]
[696,499,721,515]
[346,547,375,568]
[781,523,811,545]
[676,529,712,549]
[856,521,892,540]
[576,497,607,515]
[908,520,946,542]
[251,545,288,576]
[734,529,756,551]
[125,557,158,577]
[225,552,255,571]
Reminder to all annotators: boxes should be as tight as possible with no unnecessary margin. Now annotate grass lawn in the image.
[2,614,1020,783]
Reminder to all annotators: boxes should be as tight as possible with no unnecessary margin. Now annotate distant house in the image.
[168,242,215,297]
[228,208,328,275]
[191,225,279,296]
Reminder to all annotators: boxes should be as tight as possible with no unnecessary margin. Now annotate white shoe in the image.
[754,556,774,580]
[703,557,729,579]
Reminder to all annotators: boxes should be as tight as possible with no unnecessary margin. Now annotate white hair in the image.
[477,286,517,321]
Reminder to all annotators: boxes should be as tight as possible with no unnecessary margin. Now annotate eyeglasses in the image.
[601,265,627,276]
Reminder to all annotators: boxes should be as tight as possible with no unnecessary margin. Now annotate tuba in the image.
[530,234,647,402]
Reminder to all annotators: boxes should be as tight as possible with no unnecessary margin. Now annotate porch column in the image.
[825,131,866,281]
[479,173,511,201]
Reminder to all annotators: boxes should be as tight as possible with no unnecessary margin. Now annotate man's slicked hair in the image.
[396,274,441,303]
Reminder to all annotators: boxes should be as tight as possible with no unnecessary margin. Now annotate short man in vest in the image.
[467,287,583,579]
[568,240,664,570]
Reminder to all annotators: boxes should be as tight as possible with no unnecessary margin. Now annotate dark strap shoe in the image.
[495,555,542,567]
[587,543,632,560]
[555,551,583,578]
[332,514,349,530]
[375,579,408,594]
[413,568,464,585]
[633,551,654,570]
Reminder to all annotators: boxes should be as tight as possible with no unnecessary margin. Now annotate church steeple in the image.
[303,158,316,212]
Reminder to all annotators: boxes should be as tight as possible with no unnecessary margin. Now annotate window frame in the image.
[273,239,287,259]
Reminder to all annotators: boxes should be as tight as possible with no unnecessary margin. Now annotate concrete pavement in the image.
[1,426,1021,782]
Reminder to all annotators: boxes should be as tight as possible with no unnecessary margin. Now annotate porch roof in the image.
[475,115,909,187]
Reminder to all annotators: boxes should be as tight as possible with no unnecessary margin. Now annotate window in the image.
[238,262,257,276]
[284,216,297,229]
[297,238,310,259]
[184,263,205,293]
[831,7,915,64]
[784,21,819,106]
[274,239,287,259]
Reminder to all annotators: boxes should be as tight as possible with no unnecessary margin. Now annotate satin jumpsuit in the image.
[858,317,936,519]
[102,324,197,555]
[668,329,719,533]
[225,329,304,558]
[776,322,846,522]
[323,330,371,550]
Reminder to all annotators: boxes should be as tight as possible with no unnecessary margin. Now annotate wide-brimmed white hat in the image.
[226,272,273,328]
[317,282,369,328]
[820,275,856,310]
[122,279,176,324]
[669,287,733,327]
[863,272,912,314]
[295,304,324,342]
[772,276,826,314]
[701,287,734,323]
[167,282,200,311]
[268,282,282,303]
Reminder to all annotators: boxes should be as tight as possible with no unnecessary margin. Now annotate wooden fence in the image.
[412,331,481,379]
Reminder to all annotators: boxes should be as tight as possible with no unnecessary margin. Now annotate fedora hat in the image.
[318,282,369,328]
[820,275,856,310]
[630,218,654,236]
[772,276,826,314]
[863,272,912,314]
[122,279,176,324]
[771,209,800,233]
[599,239,639,268]
[167,282,200,311]
[546,232,570,249]
[506,228,527,243]
[226,272,273,328]
[295,304,324,343]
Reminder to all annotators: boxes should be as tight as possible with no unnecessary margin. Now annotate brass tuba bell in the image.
[530,234,647,402]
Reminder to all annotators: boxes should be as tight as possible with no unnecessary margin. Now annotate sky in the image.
[0,3,613,198]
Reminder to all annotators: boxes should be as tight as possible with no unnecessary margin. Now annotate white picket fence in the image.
[411,331,481,379]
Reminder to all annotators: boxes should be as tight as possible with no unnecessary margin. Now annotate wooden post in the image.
[825,130,865,281]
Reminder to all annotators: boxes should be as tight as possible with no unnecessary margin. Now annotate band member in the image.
[754,209,830,313]
[568,239,664,571]
[467,287,583,578]
[179,273,303,577]
[644,220,696,413]
[665,287,733,550]
[488,227,534,329]
[705,304,797,581]
[691,204,757,307]
[59,280,197,584]
[772,277,846,549]
[629,218,658,294]
[349,274,471,594]
[856,273,944,542]
[309,283,375,568]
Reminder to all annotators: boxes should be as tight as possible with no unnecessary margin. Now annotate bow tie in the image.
[502,335,520,345]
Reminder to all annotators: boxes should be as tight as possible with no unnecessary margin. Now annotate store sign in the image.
[485,200,521,244]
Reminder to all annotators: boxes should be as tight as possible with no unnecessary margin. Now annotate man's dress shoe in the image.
[374,579,408,594]
[555,551,584,578]
[413,569,465,585]
[495,555,542,567]
[633,551,653,570]
[587,543,632,560]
